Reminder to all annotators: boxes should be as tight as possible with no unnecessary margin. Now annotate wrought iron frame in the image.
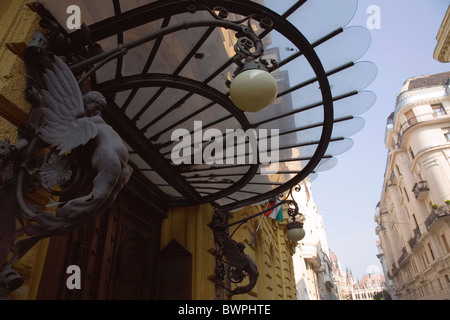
[211,184,303,299]
[41,0,334,211]
[0,0,337,297]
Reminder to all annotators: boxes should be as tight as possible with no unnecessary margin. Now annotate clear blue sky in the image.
[311,0,450,280]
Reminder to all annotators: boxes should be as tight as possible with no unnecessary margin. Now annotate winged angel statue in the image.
[0,55,129,293]
[26,56,130,231]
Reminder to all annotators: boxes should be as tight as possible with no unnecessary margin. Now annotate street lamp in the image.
[286,221,306,241]
[211,184,305,297]
[230,60,278,112]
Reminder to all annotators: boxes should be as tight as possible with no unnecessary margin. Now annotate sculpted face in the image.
[83,91,107,117]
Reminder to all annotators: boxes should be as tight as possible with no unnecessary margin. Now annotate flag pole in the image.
[249,214,265,248]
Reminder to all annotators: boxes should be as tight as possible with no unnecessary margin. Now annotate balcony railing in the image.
[398,247,408,267]
[396,111,447,147]
[392,262,398,275]
[408,226,421,251]
[425,205,450,231]
[412,181,430,200]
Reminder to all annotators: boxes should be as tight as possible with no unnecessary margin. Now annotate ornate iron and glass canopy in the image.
[0,0,378,298]
[30,0,376,213]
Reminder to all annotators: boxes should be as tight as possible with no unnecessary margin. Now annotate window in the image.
[432,103,446,117]
[419,286,424,297]
[427,243,435,260]
[441,234,450,253]
[406,268,412,281]
[411,258,418,274]
[405,109,417,126]
[412,214,419,229]
[438,278,443,291]
[421,253,429,267]
[409,147,415,160]
[443,127,450,142]
[403,187,410,202]
[396,164,402,176]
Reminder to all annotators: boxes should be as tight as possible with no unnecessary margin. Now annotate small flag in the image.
[265,197,284,222]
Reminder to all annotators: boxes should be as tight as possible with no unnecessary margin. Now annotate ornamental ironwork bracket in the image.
[0,2,281,297]
[0,27,130,296]
[210,185,303,299]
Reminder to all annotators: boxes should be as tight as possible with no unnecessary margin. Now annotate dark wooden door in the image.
[36,181,163,300]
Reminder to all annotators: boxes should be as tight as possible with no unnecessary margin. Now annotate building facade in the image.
[0,0,299,300]
[374,237,397,299]
[292,179,337,300]
[375,71,450,300]
[329,248,387,300]
[351,274,386,300]
[329,250,354,300]
[434,5,450,63]
[0,0,375,300]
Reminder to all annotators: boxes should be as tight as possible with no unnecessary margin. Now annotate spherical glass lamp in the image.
[230,64,277,112]
[286,221,306,242]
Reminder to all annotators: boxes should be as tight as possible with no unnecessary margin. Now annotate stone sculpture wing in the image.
[39,56,98,155]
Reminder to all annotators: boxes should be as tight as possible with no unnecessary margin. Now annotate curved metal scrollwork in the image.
[211,184,303,298]
[211,209,259,298]
[0,29,130,296]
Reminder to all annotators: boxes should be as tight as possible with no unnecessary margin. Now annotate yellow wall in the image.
[0,0,50,300]
[0,0,37,127]
[230,205,297,300]
[162,203,297,300]
[0,1,298,300]
[161,204,217,300]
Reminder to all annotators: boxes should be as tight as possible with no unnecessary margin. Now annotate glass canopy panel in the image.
[141,170,172,187]
[209,136,353,168]
[282,0,358,43]
[181,165,251,179]
[122,87,161,119]
[314,27,372,73]
[245,61,376,126]
[119,0,157,13]
[333,91,377,118]
[186,175,249,183]
[314,157,338,172]
[274,117,365,150]
[39,0,115,31]
[158,115,242,157]
[286,61,376,107]
[261,26,371,94]
[134,87,192,131]
[251,90,376,134]
[121,20,168,77]
[34,0,376,210]
[158,186,184,198]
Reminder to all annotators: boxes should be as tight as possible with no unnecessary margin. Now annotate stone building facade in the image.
[375,71,450,300]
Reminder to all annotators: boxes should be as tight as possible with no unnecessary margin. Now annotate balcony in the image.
[391,262,398,275]
[412,181,430,200]
[397,111,447,146]
[302,241,321,269]
[397,247,408,267]
[408,227,421,251]
[384,172,397,191]
[322,274,334,290]
[425,204,450,231]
